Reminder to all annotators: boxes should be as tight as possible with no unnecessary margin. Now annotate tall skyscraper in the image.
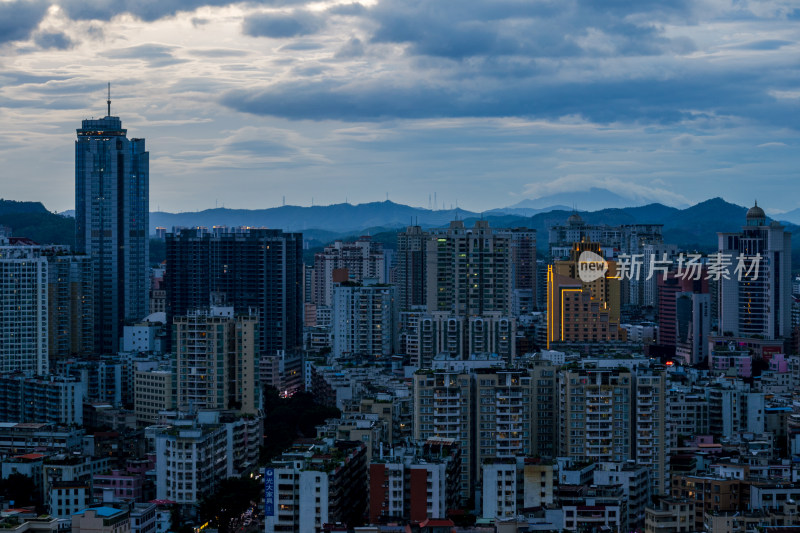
[166,228,303,356]
[75,92,149,354]
[718,202,791,339]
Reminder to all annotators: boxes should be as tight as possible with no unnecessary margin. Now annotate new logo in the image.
[577,251,608,282]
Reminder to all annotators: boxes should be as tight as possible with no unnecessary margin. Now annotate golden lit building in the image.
[546,241,621,347]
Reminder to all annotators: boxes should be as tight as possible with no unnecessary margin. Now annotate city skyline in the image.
[0,0,798,214]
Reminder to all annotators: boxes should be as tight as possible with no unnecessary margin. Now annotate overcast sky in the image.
[0,0,798,213]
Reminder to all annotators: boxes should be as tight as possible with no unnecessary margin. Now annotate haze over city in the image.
[0,0,798,213]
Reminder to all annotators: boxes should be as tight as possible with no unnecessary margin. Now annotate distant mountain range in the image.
[490,187,656,215]
[2,193,799,258]
[150,202,477,235]
[778,209,800,226]
[146,196,782,251]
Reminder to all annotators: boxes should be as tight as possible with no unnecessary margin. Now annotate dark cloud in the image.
[101,43,188,67]
[34,31,75,50]
[0,0,49,44]
[58,0,309,22]
[219,66,799,130]
[58,0,229,22]
[243,10,324,38]
[365,0,694,59]
[0,72,72,85]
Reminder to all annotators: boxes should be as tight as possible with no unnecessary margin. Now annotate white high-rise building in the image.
[0,239,48,375]
[718,202,791,339]
[313,237,385,307]
[332,280,395,358]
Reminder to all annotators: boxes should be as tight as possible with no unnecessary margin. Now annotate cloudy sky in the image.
[0,0,798,213]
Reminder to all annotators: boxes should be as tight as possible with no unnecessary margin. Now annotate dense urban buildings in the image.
[5,98,800,533]
[165,227,303,356]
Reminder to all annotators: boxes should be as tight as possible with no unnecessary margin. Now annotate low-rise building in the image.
[264,441,368,533]
[71,507,130,533]
[133,369,173,427]
[369,438,461,524]
[154,411,262,506]
[644,498,694,533]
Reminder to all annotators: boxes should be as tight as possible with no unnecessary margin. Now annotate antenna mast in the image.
[107,82,111,116]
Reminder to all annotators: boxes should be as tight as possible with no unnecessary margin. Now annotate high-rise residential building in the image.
[312,237,385,307]
[397,226,428,311]
[0,238,49,375]
[637,243,679,307]
[718,202,792,340]
[549,215,663,260]
[657,271,709,359]
[635,368,669,497]
[75,102,149,354]
[1,239,94,372]
[675,292,711,365]
[45,250,94,367]
[173,307,257,414]
[508,228,537,314]
[529,361,559,458]
[398,224,535,315]
[332,280,395,359]
[413,370,473,503]
[166,228,303,356]
[405,311,515,367]
[559,367,633,463]
[426,220,512,316]
[474,369,533,467]
[549,215,665,307]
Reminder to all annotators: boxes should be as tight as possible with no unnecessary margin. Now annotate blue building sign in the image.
[264,468,275,517]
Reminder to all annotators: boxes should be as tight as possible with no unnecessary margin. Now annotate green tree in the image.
[0,473,37,507]
[198,477,261,533]
[260,387,341,463]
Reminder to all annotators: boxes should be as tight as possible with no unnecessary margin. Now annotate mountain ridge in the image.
[0,197,795,257]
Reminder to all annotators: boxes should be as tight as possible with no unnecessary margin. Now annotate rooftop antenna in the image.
[106,82,111,116]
